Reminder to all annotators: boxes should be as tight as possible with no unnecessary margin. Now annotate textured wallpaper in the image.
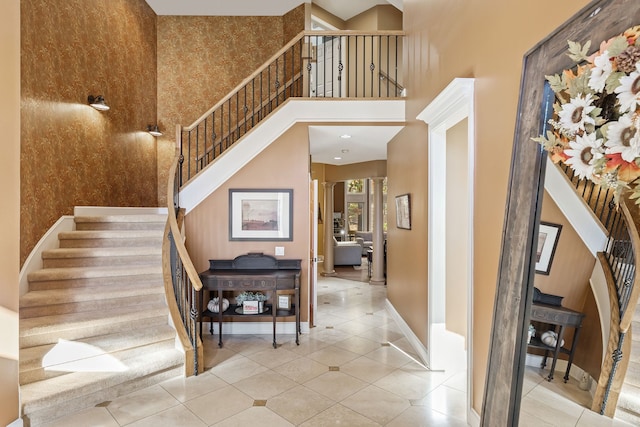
[20,0,305,265]
[156,5,305,206]
[21,0,158,265]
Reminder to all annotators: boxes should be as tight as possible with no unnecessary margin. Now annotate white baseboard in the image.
[525,353,595,397]
[385,299,429,367]
[73,206,168,216]
[7,417,23,427]
[204,321,310,335]
[19,215,75,297]
[468,408,481,427]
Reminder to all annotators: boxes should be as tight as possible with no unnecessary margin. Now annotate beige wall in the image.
[445,119,468,340]
[346,5,402,31]
[0,0,20,423]
[324,160,387,182]
[310,4,346,29]
[534,191,600,376]
[389,0,590,413]
[185,123,310,321]
[20,0,159,266]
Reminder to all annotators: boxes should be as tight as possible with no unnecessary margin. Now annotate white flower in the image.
[605,113,640,162]
[589,50,613,92]
[564,132,604,179]
[615,62,640,113]
[557,94,597,135]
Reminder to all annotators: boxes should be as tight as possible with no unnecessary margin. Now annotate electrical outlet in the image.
[275,246,285,256]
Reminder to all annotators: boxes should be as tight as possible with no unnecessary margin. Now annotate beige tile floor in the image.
[42,274,634,426]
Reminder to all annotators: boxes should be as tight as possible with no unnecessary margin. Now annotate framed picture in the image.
[229,189,293,241]
[535,222,562,275]
[395,193,411,230]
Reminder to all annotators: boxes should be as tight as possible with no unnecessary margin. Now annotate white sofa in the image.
[354,231,387,256]
[333,237,362,266]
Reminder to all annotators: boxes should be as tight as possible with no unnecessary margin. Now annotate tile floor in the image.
[42,274,634,426]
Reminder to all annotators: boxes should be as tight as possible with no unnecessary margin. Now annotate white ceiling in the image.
[144,0,402,18]
[309,125,403,166]
[144,0,405,166]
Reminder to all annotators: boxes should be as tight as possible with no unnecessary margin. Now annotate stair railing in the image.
[163,133,204,376]
[176,30,404,189]
[557,163,640,415]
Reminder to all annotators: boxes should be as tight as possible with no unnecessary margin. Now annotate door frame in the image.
[418,77,477,424]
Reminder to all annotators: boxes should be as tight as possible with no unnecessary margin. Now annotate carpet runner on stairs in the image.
[19,212,183,426]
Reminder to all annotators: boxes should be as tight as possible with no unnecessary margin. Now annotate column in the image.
[321,182,336,276]
[370,177,385,285]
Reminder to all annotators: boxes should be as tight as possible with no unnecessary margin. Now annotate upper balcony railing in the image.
[176,30,404,188]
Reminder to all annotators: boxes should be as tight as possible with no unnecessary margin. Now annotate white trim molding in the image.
[386,299,429,367]
[417,77,476,425]
[179,98,405,213]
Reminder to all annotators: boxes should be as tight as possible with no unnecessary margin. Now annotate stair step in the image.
[19,284,165,318]
[27,264,161,283]
[20,325,177,385]
[20,304,169,348]
[21,348,183,426]
[42,246,162,268]
[27,272,163,291]
[625,360,640,389]
[58,230,163,248]
[618,383,640,421]
[74,215,167,231]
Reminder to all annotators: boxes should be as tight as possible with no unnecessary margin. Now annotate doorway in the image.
[418,78,476,423]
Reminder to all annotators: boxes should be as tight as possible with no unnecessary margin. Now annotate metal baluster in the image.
[370,35,374,97]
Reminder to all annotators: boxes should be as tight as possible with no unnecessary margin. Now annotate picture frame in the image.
[395,193,411,230]
[535,222,562,275]
[229,189,293,241]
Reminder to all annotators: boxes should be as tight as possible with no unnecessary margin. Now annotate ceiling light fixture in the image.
[147,124,163,137]
[334,156,342,160]
[340,134,352,139]
[341,149,349,154]
[88,95,110,111]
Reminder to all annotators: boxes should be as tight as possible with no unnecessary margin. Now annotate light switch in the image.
[275,246,285,256]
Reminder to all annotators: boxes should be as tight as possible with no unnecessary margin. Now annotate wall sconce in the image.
[88,95,110,111]
[147,125,162,137]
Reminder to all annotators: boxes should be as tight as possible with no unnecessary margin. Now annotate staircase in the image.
[616,307,640,424]
[19,213,183,426]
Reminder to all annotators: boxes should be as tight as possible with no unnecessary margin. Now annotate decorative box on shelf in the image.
[278,294,291,310]
[242,301,261,314]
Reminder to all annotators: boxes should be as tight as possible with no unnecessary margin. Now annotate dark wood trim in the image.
[481,1,640,424]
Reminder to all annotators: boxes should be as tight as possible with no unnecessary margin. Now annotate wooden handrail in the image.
[618,196,640,332]
[162,218,201,376]
[167,128,203,292]
[195,71,304,164]
[183,30,405,132]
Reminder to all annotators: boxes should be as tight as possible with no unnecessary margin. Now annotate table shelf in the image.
[527,303,584,382]
[198,254,301,349]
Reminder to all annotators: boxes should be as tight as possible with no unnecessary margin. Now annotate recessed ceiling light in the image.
[334,156,342,160]
[341,149,349,153]
[340,134,351,139]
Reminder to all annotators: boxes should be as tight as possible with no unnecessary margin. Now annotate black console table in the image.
[527,303,585,382]
[199,253,301,348]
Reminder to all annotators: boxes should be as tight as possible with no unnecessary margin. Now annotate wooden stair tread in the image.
[20,348,183,412]
[74,214,167,223]
[27,264,162,282]
[20,284,164,308]
[20,324,176,370]
[20,304,168,338]
[42,246,162,258]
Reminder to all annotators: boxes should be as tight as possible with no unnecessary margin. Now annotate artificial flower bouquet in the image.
[533,25,640,204]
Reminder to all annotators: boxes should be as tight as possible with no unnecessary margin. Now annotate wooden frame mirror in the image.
[481,0,640,425]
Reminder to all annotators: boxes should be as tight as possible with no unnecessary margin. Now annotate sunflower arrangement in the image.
[533,25,640,204]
